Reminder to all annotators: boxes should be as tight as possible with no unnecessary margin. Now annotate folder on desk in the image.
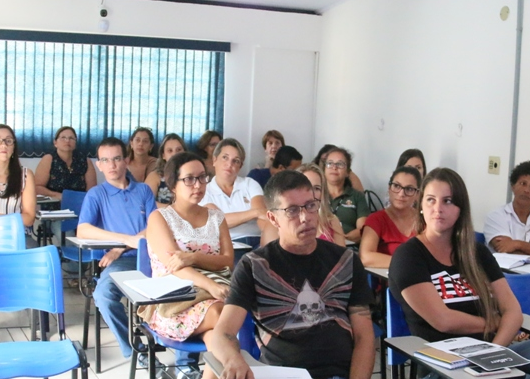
[124,275,194,300]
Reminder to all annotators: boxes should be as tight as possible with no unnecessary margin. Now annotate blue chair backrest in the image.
[0,245,63,313]
[504,273,530,314]
[137,238,152,277]
[386,288,411,365]
[475,232,486,245]
[61,190,87,233]
[0,213,25,251]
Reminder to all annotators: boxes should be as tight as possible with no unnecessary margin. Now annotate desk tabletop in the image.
[36,212,78,221]
[66,237,127,249]
[365,267,389,280]
[36,195,60,205]
[385,336,525,379]
[110,270,196,306]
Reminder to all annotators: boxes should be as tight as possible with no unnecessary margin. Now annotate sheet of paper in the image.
[250,366,311,379]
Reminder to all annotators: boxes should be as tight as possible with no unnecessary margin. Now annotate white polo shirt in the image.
[483,202,530,250]
[200,176,263,239]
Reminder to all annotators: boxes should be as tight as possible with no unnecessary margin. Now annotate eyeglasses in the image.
[271,199,320,219]
[325,161,346,170]
[0,138,15,146]
[99,156,124,164]
[58,136,77,142]
[389,182,419,197]
[178,174,210,186]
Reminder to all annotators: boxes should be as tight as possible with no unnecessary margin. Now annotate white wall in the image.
[317,0,520,228]
[2,0,322,175]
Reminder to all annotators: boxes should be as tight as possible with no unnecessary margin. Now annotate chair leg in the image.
[95,305,102,373]
[82,296,91,350]
[130,348,139,379]
[40,311,47,341]
[391,365,399,379]
[409,361,417,379]
[380,335,387,379]
[399,364,405,379]
[30,309,38,341]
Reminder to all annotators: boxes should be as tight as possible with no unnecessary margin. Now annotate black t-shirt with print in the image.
[389,237,504,342]
[227,239,374,379]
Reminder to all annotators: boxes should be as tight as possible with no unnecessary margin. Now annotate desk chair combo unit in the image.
[58,190,107,373]
[128,238,259,379]
[0,245,89,379]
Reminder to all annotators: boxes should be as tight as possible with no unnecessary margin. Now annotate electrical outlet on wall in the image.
[488,156,500,175]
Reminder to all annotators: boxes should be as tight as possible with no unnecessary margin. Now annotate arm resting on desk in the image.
[211,304,255,379]
[77,223,143,249]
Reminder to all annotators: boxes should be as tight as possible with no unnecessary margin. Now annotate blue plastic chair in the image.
[475,231,486,245]
[133,238,260,378]
[0,245,89,379]
[505,273,530,314]
[386,288,416,378]
[0,213,25,251]
[59,189,106,372]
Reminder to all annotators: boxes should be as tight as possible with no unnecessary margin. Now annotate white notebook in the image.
[124,275,194,300]
[493,253,530,269]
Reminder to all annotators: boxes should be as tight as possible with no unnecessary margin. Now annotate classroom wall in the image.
[316,0,520,228]
[3,0,322,175]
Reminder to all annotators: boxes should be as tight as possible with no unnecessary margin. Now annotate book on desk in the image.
[414,347,469,369]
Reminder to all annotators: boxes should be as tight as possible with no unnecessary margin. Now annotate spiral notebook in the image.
[414,347,469,369]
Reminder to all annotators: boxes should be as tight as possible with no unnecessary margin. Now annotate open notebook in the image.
[493,253,530,269]
[124,275,194,300]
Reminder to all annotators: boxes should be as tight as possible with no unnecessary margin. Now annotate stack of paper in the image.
[414,347,468,369]
[124,275,194,300]
[493,253,530,269]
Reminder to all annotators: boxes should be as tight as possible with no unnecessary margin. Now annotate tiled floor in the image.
[0,284,391,379]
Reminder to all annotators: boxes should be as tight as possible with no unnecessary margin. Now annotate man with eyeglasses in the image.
[210,170,375,379]
[484,161,530,255]
[77,137,161,370]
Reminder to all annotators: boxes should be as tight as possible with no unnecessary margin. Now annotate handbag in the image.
[137,266,231,320]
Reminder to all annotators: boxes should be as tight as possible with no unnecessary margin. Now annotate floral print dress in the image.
[147,207,225,341]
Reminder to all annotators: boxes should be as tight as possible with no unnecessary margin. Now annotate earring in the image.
[420,210,423,214]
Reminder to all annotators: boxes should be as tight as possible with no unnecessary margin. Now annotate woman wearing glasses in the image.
[126,127,157,182]
[359,167,421,268]
[0,124,36,228]
[325,147,370,243]
[145,133,187,208]
[313,144,364,192]
[146,152,233,379]
[35,126,97,200]
[200,138,267,249]
[196,130,222,178]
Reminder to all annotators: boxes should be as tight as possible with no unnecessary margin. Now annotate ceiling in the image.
[159,0,346,15]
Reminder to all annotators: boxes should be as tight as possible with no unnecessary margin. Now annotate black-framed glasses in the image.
[271,199,320,219]
[99,156,124,165]
[325,160,346,170]
[0,138,15,146]
[178,174,210,186]
[389,182,418,197]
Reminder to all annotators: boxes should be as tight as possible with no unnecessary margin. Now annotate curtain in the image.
[0,40,225,157]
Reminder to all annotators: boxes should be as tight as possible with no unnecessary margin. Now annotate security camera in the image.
[100,8,108,17]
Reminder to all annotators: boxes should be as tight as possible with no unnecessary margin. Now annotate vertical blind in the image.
[0,40,225,157]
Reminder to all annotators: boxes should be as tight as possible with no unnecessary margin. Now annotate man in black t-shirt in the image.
[210,170,375,379]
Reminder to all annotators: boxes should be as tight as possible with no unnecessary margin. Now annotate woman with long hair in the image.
[313,144,364,192]
[145,133,187,208]
[146,152,233,379]
[0,124,36,228]
[126,127,157,182]
[359,166,421,268]
[389,168,530,374]
[396,148,427,178]
[35,126,96,199]
[196,130,222,178]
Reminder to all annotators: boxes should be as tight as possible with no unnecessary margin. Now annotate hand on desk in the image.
[220,355,255,379]
[99,248,126,267]
[491,236,522,254]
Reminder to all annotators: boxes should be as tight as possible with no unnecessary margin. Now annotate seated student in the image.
[313,144,364,192]
[146,152,233,379]
[35,126,97,199]
[200,138,267,248]
[359,167,421,268]
[126,127,157,182]
[145,133,187,208]
[210,170,375,379]
[257,129,284,169]
[77,137,159,368]
[389,168,530,375]
[260,163,346,247]
[196,130,222,178]
[0,124,37,247]
[247,145,302,189]
[484,161,530,254]
[324,147,370,243]
[396,148,427,178]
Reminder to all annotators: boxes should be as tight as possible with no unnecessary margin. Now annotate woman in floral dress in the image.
[146,152,233,379]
